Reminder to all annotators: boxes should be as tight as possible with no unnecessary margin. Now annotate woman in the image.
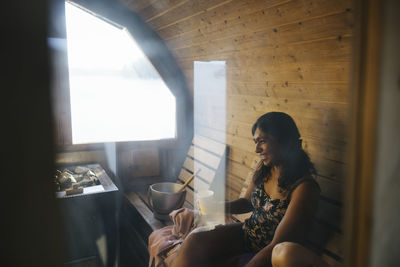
[172,112,329,267]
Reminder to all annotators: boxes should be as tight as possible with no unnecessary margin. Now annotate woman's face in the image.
[253,127,278,166]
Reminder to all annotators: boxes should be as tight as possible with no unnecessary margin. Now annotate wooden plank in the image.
[194,177,211,192]
[56,150,107,165]
[226,119,347,150]
[226,171,247,188]
[139,0,189,22]
[226,184,241,200]
[224,113,348,158]
[158,0,288,37]
[170,28,351,64]
[224,115,349,155]
[168,11,352,54]
[148,0,230,30]
[225,128,346,182]
[197,114,349,165]
[195,124,226,143]
[321,253,343,267]
[176,62,351,90]
[324,230,344,260]
[227,146,258,170]
[177,39,350,68]
[228,61,349,83]
[120,0,160,13]
[120,148,160,178]
[195,116,226,133]
[313,158,345,183]
[225,133,255,154]
[183,157,216,184]
[316,199,342,230]
[196,98,349,133]
[303,137,347,165]
[307,221,343,258]
[227,159,253,183]
[159,0,351,42]
[224,161,343,204]
[188,145,221,169]
[172,33,351,63]
[195,113,226,132]
[315,175,343,204]
[176,36,351,76]
[225,130,347,170]
[193,134,226,156]
[227,95,348,135]
[177,135,227,208]
[227,81,350,103]
[226,120,253,140]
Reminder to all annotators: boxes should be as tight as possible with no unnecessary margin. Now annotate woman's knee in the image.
[271,242,303,267]
[271,242,328,267]
[173,233,203,267]
[180,231,208,259]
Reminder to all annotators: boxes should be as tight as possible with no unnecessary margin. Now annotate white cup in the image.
[197,190,214,215]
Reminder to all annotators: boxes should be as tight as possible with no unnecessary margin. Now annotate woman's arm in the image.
[225,180,255,214]
[244,180,320,267]
[225,198,253,214]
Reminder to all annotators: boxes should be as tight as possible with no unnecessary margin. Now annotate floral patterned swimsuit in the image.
[243,178,317,252]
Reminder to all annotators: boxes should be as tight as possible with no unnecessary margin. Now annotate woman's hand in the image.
[225,179,255,214]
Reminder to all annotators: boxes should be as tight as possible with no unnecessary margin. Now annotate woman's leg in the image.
[172,222,246,267]
[271,242,330,267]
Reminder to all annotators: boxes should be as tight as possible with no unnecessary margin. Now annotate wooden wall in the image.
[122,0,353,204]
[52,0,354,206]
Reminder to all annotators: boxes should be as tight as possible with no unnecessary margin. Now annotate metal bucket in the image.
[148,182,186,220]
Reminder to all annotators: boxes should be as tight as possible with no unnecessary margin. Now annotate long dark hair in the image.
[251,112,316,191]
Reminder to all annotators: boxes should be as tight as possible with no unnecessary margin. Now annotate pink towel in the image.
[148,208,201,267]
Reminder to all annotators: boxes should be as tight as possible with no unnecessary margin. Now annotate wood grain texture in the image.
[106,0,353,263]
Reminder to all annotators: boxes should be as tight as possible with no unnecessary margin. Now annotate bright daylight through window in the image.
[65,2,176,144]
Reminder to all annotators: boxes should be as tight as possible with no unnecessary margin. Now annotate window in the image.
[65,2,176,144]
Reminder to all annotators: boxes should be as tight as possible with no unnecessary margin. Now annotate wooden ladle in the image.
[178,169,201,192]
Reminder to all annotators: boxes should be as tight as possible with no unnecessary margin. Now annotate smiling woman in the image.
[172,112,325,267]
[64,2,176,144]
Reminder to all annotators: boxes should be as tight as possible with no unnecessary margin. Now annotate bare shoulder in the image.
[290,176,320,201]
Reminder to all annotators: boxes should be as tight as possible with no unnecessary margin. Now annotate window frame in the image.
[53,0,191,152]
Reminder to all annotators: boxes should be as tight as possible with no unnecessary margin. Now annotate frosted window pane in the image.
[65,2,176,144]
[194,61,226,226]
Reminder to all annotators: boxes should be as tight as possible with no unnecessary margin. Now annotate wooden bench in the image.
[120,134,228,266]
[305,178,344,267]
[123,136,344,267]
[124,134,229,230]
